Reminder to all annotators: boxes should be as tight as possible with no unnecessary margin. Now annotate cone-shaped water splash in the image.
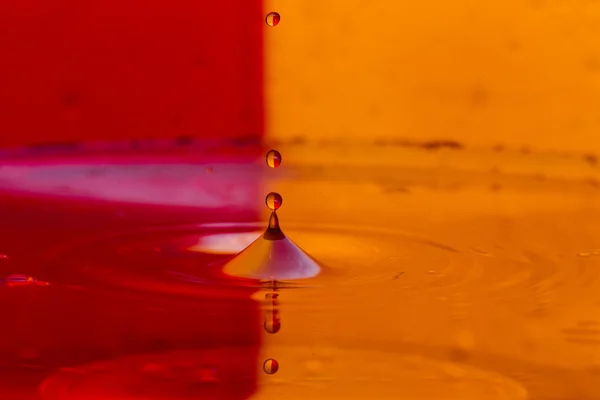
[221,211,322,281]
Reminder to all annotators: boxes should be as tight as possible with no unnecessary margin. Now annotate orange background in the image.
[264,0,600,153]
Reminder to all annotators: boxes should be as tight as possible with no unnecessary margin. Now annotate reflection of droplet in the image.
[265,12,281,27]
[263,358,279,374]
[266,149,282,168]
[264,293,281,334]
[265,192,283,211]
[264,318,281,334]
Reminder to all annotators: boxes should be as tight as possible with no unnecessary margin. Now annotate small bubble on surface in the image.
[265,192,283,211]
[263,358,279,374]
[266,149,282,168]
[265,12,281,27]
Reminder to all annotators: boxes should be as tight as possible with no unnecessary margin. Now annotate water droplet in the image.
[265,192,283,211]
[0,254,9,260]
[264,319,280,334]
[263,358,279,374]
[206,167,213,174]
[265,12,281,27]
[266,149,282,168]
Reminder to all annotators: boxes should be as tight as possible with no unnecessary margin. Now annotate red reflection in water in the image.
[0,0,266,395]
[0,159,263,399]
[1,275,51,287]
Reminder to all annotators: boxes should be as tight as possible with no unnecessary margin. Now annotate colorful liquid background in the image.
[2,1,600,399]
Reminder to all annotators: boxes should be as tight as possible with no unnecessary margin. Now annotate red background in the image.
[0,0,264,147]
[0,1,265,398]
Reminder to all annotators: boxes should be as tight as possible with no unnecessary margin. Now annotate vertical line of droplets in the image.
[262,148,282,375]
[262,10,283,377]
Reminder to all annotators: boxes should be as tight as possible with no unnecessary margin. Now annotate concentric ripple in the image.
[38,346,527,400]
[37,221,581,308]
[38,222,462,293]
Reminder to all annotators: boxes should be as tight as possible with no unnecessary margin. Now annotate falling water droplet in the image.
[266,149,282,168]
[263,358,279,374]
[265,12,281,27]
[265,192,283,211]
